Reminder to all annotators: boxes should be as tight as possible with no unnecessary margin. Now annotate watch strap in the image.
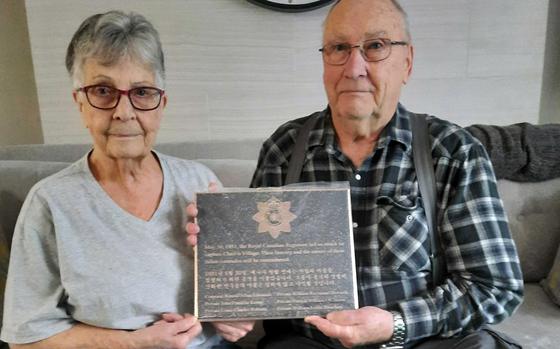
[380,311,406,349]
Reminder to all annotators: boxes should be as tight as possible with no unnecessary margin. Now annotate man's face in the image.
[322,0,413,128]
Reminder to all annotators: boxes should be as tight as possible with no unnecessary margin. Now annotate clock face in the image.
[247,0,336,12]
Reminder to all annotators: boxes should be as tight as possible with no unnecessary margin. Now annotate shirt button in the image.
[406,215,413,222]
[352,222,358,228]
[355,174,362,180]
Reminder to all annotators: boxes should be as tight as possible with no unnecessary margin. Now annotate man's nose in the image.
[343,46,368,79]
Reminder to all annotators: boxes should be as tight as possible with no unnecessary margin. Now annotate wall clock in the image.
[246,0,336,13]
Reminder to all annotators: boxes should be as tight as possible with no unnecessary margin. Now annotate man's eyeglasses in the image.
[76,85,165,111]
[319,38,408,66]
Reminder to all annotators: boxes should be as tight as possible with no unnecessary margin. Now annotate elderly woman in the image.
[0,11,252,349]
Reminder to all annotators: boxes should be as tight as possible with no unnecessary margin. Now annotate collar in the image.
[308,103,414,154]
[377,103,413,153]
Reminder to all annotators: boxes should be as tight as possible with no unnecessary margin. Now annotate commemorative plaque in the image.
[194,184,358,321]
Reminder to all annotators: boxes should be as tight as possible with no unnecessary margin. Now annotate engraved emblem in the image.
[252,196,297,239]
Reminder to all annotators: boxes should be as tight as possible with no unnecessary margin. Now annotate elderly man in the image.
[189,0,523,348]
[248,0,523,348]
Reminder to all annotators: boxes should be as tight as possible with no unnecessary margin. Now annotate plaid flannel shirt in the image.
[250,104,523,347]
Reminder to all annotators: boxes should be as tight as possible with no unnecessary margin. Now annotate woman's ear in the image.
[73,91,89,128]
[73,90,85,113]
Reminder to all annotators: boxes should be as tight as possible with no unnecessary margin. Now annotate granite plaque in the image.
[194,185,358,321]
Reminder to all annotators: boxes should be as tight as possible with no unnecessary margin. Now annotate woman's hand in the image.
[212,321,256,343]
[9,316,202,349]
[138,313,202,349]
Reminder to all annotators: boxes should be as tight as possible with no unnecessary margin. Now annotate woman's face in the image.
[73,57,167,161]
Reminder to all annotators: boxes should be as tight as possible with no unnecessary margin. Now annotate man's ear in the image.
[403,44,414,85]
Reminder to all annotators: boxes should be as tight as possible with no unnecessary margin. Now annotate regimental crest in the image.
[252,196,297,239]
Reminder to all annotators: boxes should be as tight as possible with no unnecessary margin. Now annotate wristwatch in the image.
[380,311,406,349]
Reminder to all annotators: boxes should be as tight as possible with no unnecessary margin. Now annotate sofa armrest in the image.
[467,123,560,182]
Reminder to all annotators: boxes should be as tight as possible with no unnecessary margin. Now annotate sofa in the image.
[1,136,559,348]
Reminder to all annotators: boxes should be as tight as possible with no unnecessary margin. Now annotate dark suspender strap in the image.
[285,113,320,185]
[410,113,445,286]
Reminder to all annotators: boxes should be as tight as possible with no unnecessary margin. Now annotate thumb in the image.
[208,181,219,193]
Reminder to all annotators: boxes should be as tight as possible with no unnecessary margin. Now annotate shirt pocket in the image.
[375,194,431,275]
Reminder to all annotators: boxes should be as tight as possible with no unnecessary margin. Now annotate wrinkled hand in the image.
[135,313,202,349]
[185,182,219,246]
[305,307,394,348]
[212,321,255,343]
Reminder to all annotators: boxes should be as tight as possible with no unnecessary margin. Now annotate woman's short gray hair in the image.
[65,11,165,88]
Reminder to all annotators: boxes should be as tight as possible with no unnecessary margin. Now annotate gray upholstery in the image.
[0,161,71,246]
[1,140,559,348]
[0,140,263,162]
[498,178,560,282]
[466,123,560,182]
[492,284,560,348]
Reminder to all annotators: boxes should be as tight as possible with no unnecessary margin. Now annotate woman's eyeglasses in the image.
[76,85,165,111]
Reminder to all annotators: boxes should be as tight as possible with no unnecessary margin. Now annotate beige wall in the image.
[11,0,555,145]
[0,0,43,145]
[24,0,330,144]
[540,0,560,124]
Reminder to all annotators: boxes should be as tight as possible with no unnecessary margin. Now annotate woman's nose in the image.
[112,93,136,120]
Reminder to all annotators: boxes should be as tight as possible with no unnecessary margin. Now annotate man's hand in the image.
[134,313,202,349]
[304,307,394,348]
[212,321,256,342]
[185,182,219,246]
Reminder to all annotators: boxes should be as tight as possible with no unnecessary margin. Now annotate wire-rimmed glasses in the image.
[319,38,408,65]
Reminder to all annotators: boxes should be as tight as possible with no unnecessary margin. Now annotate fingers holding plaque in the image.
[194,183,358,321]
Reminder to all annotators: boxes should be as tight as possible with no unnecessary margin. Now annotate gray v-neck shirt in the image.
[1,152,222,348]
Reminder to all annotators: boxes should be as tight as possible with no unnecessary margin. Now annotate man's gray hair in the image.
[65,11,165,88]
[325,0,412,41]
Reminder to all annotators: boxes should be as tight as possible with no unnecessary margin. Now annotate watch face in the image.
[247,0,336,12]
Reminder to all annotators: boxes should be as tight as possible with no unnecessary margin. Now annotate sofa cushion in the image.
[491,283,560,348]
[156,140,262,161]
[0,160,71,245]
[196,159,257,188]
[541,246,560,306]
[497,178,560,282]
[0,140,264,162]
[0,144,91,162]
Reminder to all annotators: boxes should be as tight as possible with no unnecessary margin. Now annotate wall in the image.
[0,0,43,145]
[401,0,549,126]
[24,0,328,144]
[539,0,560,124]
[23,0,551,144]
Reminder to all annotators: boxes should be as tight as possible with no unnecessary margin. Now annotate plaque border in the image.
[194,186,358,321]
